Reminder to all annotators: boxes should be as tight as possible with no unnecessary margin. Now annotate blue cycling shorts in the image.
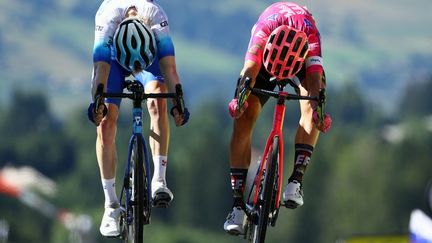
[105,59,165,107]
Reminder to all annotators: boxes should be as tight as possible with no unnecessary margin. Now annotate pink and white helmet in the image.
[263,25,309,80]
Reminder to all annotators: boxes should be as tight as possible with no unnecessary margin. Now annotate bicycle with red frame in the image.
[238,76,326,243]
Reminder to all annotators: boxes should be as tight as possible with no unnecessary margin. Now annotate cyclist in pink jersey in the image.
[224,2,331,235]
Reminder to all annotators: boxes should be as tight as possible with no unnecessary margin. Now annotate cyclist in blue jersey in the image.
[87,0,189,237]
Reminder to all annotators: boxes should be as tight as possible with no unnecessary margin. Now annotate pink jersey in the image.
[246,2,323,74]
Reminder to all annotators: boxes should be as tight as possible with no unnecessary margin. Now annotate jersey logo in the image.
[160,21,168,27]
[295,155,310,166]
[309,43,319,50]
[303,18,313,28]
[306,56,323,67]
[266,13,278,21]
[96,25,104,31]
[135,116,142,125]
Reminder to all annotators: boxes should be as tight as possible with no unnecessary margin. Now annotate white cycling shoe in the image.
[151,180,174,208]
[283,180,304,209]
[99,207,122,237]
[224,206,246,235]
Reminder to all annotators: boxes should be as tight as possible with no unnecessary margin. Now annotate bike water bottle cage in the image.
[113,17,157,72]
[263,25,309,80]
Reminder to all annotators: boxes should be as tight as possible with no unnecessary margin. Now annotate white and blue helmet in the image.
[113,17,157,72]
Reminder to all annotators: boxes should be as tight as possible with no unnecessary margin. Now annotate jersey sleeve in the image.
[305,31,324,74]
[146,5,175,58]
[93,4,122,63]
[244,22,270,67]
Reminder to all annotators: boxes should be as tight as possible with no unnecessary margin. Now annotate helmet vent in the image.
[292,37,302,52]
[263,49,269,61]
[287,30,296,43]
[131,36,138,49]
[271,49,278,61]
[267,63,273,71]
[268,34,275,44]
[122,32,131,68]
[276,30,285,46]
[300,41,308,57]
[293,61,301,72]
[275,64,282,75]
[280,46,288,61]
[287,55,294,66]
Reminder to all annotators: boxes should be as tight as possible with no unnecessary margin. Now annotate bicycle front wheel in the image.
[128,135,145,243]
[252,136,279,243]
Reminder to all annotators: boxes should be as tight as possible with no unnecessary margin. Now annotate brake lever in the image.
[317,88,326,120]
[94,83,105,113]
[318,89,326,106]
[237,77,251,108]
[175,84,185,114]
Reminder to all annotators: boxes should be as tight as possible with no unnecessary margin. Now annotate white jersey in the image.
[93,0,174,63]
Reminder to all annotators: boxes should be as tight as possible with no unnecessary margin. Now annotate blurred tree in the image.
[0,90,76,178]
[167,100,233,229]
[399,75,432,119]
[328,81,377,126]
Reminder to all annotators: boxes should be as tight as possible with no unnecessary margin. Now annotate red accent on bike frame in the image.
[253,91,289,209]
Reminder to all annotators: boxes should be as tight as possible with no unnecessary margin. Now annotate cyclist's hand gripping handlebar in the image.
[87,83,108,126]
[237,77,250,109]
[228,77,250,118]
[313,88,332,133]
[316,89,326,121]
[170,84,190,126]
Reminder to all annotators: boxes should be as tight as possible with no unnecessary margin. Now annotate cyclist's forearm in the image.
[159,56,181,92]
[304,71,322,97]
[91,61,111,100]
[240,60,260,88]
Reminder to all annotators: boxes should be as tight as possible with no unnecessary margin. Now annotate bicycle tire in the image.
[253,136,279,243]
[127,135,145,243]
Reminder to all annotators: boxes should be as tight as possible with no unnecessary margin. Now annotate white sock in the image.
[152,155,168,184]
[101,178,119,208]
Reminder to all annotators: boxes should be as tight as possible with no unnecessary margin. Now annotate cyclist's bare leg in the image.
[289,73,322,186]
[145,80,169,158]
[96,103,120,210]
[145,80,173,206]
[225,94,262,234]
[283,74,322,208]
[96,103,120,180]
[230,94,262,169]
[295,72,322,146]
[225,64,262,234]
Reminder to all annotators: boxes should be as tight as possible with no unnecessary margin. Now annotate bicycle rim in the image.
[128,136,145,243]
[253,136,279,243]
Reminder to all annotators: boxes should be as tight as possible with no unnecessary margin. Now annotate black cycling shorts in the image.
[253,65,306,106]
